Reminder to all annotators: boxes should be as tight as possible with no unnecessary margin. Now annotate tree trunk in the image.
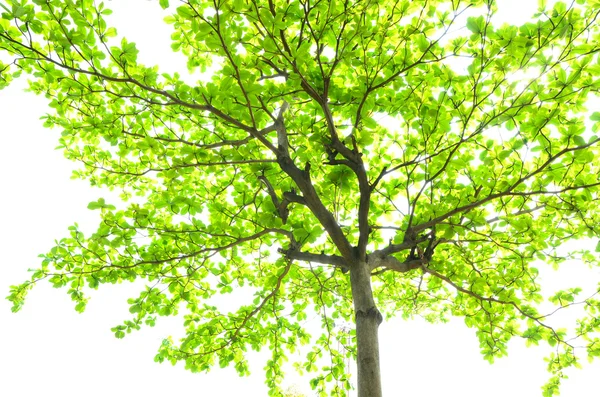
[350,262,383,397]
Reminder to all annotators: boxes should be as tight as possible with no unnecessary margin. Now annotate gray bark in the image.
[350,262,383,397]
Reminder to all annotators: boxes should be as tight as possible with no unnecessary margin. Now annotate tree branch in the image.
[369,234,430,258]
[411,138,600,234]
[0,32,282,154]
[422,265,574,347]
[258,174,289,224]
[368,254,424,273]
[275,101,290,156]
[278,248,348,270]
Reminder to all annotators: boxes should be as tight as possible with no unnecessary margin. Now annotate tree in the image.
[2,0,600,396]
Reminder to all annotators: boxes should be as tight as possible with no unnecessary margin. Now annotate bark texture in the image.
[350,262,383,397]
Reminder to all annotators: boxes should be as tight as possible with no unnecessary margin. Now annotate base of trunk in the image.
[350,263,383,397]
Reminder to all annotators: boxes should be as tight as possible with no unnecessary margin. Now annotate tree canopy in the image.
[2,0,600,396]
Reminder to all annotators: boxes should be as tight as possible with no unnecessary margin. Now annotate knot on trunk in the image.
[356,306,383,325]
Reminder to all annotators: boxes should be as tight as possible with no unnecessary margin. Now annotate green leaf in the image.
[87,198,116,211]
[74,301,87,313]
[572,135,586,146]
[466,16,484,34]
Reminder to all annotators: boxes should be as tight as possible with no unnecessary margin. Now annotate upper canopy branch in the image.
[411,138,600,234]
[258,174,291,224]
[135,228,291,266]
[275,101,290,156]
[0,31,283,154]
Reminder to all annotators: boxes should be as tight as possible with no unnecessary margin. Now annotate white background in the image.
[1,1,599,396]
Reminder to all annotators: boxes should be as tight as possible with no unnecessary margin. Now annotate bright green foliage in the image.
[2,0,600,395]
